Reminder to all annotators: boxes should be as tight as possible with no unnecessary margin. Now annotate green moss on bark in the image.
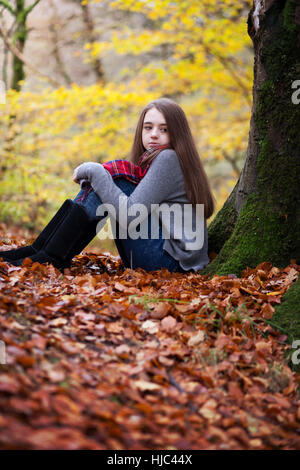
[272,277,300,372]
[204,0,300,277]
[202,190,299,276]
[207,186,238,254]
[203,1,300,351]
[283,0,297,32]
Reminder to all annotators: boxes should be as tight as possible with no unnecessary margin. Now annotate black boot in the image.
[10,202,98,270]
[0,199,73,261]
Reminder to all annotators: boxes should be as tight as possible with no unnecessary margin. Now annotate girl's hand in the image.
[73,162,102,184]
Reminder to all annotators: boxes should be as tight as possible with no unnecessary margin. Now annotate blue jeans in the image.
[73,177,186,273]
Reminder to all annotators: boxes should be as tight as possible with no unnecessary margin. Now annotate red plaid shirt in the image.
[102,159,150,184]
[102,144,171,184]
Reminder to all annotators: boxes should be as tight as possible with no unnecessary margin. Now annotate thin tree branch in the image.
[223,150,242,177]
[24,0,41,18]
[0,21,62,87]
[0,0,15,16]
[48,0,73,86]
[202,43,252,107]
[79,0,105,81]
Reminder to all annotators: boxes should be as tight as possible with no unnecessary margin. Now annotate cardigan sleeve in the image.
[74,149,184,229]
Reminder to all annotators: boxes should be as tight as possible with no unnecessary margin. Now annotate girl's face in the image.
[142,107,170,151]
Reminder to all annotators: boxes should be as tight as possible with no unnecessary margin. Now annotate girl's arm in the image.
[74,149,185,229]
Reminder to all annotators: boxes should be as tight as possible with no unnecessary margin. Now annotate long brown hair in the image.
[129,98,215,219]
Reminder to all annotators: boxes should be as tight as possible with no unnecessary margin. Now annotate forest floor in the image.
[0,227,300,450]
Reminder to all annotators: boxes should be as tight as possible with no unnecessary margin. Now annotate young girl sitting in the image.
[0,98,215,273]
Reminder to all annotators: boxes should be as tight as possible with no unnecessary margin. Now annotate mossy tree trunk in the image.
[203,0,300,347]
[0,0,41,185]
[78,0,105,83]
[0,0,41,91]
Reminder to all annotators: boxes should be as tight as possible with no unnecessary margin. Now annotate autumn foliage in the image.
[0,229,299,450]
[1,0,300,451]
[0,0,252,229]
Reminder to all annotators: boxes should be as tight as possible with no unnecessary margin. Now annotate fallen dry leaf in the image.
[141,320,159,334]
[0,229,299,450]
[134,380,162,391]
[188,330,205,346]
[161,315,177,332]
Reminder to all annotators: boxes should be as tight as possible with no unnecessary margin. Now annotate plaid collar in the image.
[102,145,171,184]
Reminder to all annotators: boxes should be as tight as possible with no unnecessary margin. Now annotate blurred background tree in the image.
[0,0,252,254]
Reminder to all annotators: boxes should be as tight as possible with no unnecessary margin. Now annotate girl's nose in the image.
[151,127,159,138]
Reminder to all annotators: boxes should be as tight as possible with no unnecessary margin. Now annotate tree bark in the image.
[48,0,73,86]
[0,0,42,90]
[203,0,300,354]
[78,0,105,82]
[205,0,300,274]
[11,0,28,91]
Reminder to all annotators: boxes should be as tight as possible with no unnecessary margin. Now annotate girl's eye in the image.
[143,126,167,132]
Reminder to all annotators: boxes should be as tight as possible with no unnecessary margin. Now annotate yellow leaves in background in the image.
[0,0,254,232]
[84,42,111,59]
[0,84,154,228]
